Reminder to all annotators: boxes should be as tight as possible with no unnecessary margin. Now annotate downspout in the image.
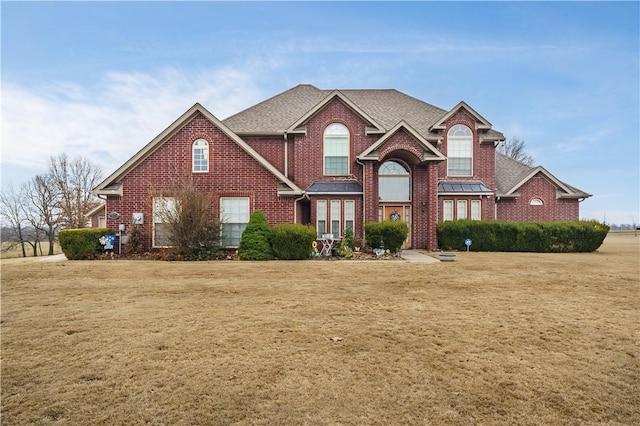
[293,192,308,224]
[284,132,288,177]
[356,157,366,244]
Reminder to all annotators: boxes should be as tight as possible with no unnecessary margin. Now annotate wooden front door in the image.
[382,205,411,249]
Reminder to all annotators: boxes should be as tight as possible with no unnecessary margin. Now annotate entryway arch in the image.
[378,159,412,248]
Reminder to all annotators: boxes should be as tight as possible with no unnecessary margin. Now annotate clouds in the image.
[1,66,264,177]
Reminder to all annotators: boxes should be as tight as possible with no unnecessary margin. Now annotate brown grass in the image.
[1,233,638,425]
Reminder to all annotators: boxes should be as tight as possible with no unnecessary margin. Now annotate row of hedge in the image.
[238,211,317,260]
[437,220,609,252]
[59,228,114,260]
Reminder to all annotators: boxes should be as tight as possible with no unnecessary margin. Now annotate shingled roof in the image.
[222,84,502,140]
[495,152,590,199]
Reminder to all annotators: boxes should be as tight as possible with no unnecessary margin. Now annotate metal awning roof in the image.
[438,180,493,194]
[306,181,363,194]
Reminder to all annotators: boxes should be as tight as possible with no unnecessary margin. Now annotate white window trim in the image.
[323,123,350,176]
[457,200,468,220]
[530,198,544,206]
[331,200,341,237]
[220,197,250,248]
[471,200,481,220]
[317,200,327,237]
[153,197,177,248]
[344,200,355,231]
[192,139,209,173]
[447,124,473,177]
[443,200,454,221]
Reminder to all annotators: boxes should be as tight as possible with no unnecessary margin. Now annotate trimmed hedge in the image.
[437,220,609,252]
[365,220,409,252]
[59,228,114,260]
[238,210,273,260]
[271,223,317,260]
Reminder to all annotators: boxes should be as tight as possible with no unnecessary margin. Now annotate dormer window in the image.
[192,139,209,172]
[324,123,349,175]
[447,124,473,176]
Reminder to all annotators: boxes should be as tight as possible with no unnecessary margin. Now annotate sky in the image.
[1,1,639,225]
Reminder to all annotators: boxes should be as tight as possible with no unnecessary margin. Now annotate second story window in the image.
[324,123,349,175]
[192,139,209,172]
[447,124,473,177]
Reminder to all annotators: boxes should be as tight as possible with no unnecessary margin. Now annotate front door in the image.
[382,205,411,249]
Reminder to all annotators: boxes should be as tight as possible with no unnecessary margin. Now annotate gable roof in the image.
[285,90,385,134]
[93,103,303,196]
[357,120,445,163]
[223,84,460,140]
[495,152,590,199]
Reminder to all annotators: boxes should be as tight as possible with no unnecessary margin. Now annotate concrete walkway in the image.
[400,249,440,263]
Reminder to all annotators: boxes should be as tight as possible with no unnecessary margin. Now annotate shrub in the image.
[59,228,114,260]
[437,220,608,252]
[125,223,145,255]
[364,221,408,252]
[271,224,317,260]
[153,179,222,260]
[238,210,273,260]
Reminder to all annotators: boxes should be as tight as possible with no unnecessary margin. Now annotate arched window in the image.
[192,139,209,172]
[379,160,410,201]
[324,123,349,175]
[447,124,473,176]
[530,198,544,206]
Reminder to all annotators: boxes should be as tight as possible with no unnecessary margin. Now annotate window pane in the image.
[457,200,468,220]
[379,176,410,201]
[324,124,349,176]
[331,200,341,236]
[193,139,209,172]
[221,197,249,247]
[325,157,348,175]
[317,200,327,237]
[344,200,354,231]
[443,200,453,221]
[471,200,481,220]
[447,126,473,176]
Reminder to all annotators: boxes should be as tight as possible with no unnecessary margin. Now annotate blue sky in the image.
[2,1,639,225]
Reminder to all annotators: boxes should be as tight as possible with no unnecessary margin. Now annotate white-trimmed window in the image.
[220,197,249,247]
[324,123,349,175]
[447,124,473,176]
[379,160,410,201]
[457,200,468,220]
[471,200,481,220]
[443,200,454,221]
[153,197,177,247]
[530,198,544,206]
[317,200,327,237]
[344,200,355,231]
[192,139,209,172]
[331,200,341,236]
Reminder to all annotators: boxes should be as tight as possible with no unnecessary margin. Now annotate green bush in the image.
[271,223,317,260]
[437,220,608,252]
[59,228,114,260]
[238,210,273,260]
[364,221,408,252]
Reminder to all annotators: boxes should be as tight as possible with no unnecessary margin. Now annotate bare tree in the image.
[48,153,103,228]
[151,176,222,260]
[23,174,61,256]
[0,183,28,257]
[497,137,534,166]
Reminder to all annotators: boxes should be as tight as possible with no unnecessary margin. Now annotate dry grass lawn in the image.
[1,233,638,425]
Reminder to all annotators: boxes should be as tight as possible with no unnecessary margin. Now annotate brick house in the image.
[93,84,590,251]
